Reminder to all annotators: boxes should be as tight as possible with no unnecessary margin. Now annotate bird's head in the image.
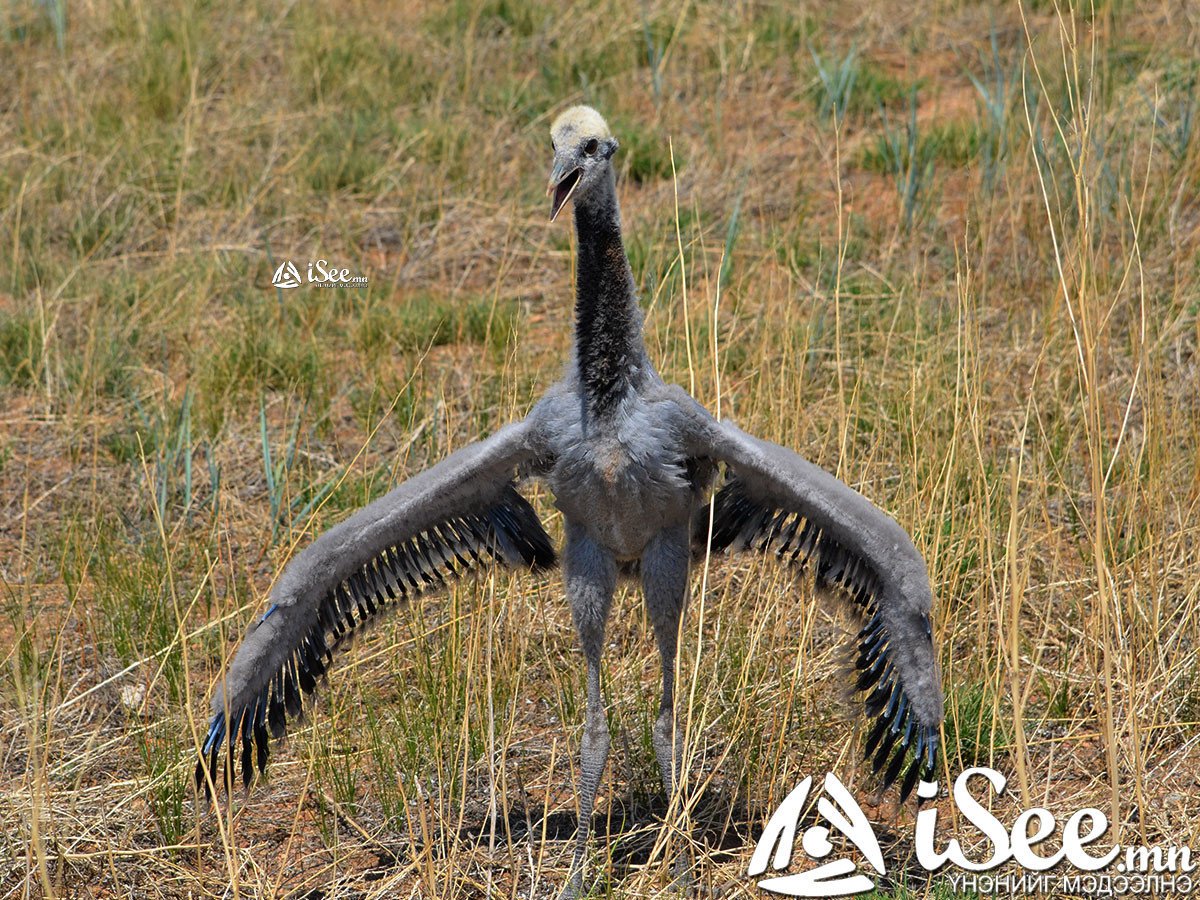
[547,106,619,222]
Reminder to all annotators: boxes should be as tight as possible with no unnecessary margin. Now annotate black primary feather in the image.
[694,474,940,802]
[196,482,555,794]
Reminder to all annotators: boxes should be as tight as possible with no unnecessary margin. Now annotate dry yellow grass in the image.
[2,0,1198,897]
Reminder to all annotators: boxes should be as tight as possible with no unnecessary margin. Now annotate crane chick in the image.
[197,106,944,899]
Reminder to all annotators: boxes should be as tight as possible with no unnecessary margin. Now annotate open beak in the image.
[548,162,581,222]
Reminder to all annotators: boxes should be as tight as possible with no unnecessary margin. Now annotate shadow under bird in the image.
[196,106,944,897]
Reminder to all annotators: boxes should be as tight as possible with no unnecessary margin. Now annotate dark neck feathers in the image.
[572,167,645,417]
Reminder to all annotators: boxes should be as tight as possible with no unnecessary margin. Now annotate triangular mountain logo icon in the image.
[748,774,886,897]
[271,261,303,289]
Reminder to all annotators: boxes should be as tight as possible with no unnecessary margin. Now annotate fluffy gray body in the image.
[541,381,700,560]
[197,106,944,899]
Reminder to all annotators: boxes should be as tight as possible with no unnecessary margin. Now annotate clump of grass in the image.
[859,120,983,173]
[104,386,219,526]
[196,302,330,428]
[128,9,226,123]
[613,116,674,184]
[943,679,1013,769]
[809,44,859,124]
[68,192,147,258]
[1142,60,1198,163]
[288,19,435,108]
[808,48,922,123]
[749,5,817,66]
[856,60,924,112]
[969,25,1020,189]
[347,378,424,441]
[856,94,938,228]
[258,397,345,544]
[9,0,67,50]
[427,0,552,42]
[139,732,189,848]
[305,111,401,194]
[0,310,45,387]
[357,293,519,358]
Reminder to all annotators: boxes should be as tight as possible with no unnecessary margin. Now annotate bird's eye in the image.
[584,138,599,155]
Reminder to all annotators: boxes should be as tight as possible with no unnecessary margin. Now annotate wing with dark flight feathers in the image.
[196,419,556,793]
[692,421,943,801]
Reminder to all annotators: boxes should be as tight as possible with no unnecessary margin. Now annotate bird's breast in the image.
[548,402,693,559]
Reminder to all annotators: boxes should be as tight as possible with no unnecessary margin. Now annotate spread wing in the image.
[196,417,556,793]
[692,420,943,801]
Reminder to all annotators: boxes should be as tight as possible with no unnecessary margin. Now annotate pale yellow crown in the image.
[551,106,612,146]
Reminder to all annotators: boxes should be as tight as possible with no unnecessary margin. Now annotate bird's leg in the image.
[642,525,692,889]
[561,527,617,900]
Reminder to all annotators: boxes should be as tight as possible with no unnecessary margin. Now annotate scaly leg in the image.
[560,525,617,900]
[642,525,691,886]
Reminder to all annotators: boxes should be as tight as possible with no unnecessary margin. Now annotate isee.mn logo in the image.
[748,773,885,897]
[271,258,367,289]
[271,261,303,288]
[749,768,1196,898]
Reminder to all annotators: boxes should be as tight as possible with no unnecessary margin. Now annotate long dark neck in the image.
[573,168,645,417]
